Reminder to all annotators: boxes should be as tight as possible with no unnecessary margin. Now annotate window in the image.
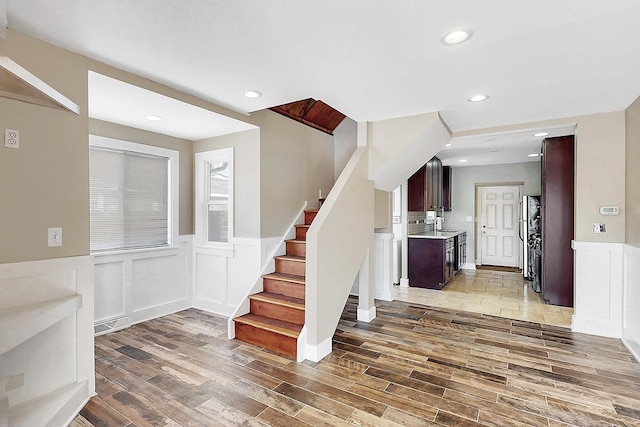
[89,135,178,252]
[196,148,233,246]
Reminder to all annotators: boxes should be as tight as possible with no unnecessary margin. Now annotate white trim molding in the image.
[623,243,640,363]
[571,241,624,338]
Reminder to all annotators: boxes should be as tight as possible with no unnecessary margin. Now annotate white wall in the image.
[443,162,541,266]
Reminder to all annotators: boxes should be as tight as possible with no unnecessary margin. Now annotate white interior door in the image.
[480,186,520,267]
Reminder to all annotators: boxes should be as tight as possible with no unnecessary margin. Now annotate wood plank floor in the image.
[72,298,640,426]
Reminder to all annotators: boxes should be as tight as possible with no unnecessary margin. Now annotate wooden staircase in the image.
[233,209,318,358]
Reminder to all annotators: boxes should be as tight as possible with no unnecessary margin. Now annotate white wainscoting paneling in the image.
[374,232,394,301]
[93,236,192,330]
[623,244,640,362]
[572,241,624,338]
[193,237,262,317]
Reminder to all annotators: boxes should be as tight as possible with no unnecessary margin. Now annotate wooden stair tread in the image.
[250,292,305,309]
[286,239,306,244]
[305,209,318,213]
[234,313,302,339]
[274,255,306,263]
[263,272,305,284]
[295,224,310,228]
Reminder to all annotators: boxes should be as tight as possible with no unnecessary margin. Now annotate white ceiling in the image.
[88,72,256,140]
[6,1,640,147]
[439,125,576,167]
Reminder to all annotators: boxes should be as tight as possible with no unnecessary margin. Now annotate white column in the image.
[400,180,410,287]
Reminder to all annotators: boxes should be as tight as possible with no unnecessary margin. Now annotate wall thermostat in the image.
[599,206,620,216]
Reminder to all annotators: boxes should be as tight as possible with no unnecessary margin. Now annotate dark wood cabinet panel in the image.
[408,238,445,289]
[407,165,427,211]
[442,166,452,211]
[426,157,443,210]
[408,236,457,289]
[541,135,574,307]
[456,232,466,271]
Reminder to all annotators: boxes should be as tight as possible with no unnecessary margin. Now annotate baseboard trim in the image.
[622,337,640,364]
[304,337,332,363]
[357,306,377,322]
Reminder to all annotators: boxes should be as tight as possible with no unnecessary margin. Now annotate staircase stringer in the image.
[227,202,307,339]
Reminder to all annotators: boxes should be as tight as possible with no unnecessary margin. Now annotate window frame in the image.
[195,148,234,248]
[89,135,179,254]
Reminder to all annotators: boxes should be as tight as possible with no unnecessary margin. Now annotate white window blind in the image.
[89,146,169,251]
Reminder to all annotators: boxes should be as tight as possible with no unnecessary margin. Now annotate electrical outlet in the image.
[4,128,19,149]
[48,227,62,247]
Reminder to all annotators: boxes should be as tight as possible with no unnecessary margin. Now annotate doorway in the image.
[477,184,522,268]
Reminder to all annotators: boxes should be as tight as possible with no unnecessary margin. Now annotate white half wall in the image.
[93,236,192,331]
[623,244,640,362]
[572,241,624,338]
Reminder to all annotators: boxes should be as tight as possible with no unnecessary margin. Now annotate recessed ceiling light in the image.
[533,132,549,137]
[468,94,489,102]
[441,29,473,45]
[244,90,262,99]
[445,143,452,147]
[459,159,468,163]
[528,153,540,157]
[146,115,162,121]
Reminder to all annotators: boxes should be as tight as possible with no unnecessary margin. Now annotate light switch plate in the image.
[466,216,473,222]
[4,128,19,149]
[48,227,62,247]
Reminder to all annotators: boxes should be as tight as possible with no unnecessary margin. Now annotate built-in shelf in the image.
[0,56,80,114]
[8,380,88,427]
[0,295,83,355]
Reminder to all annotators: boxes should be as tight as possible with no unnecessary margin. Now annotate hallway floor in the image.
[71,302,640,427]
[394,268,574,328]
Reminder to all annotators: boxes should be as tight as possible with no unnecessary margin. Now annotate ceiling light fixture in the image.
[441,29,473,45]
[244,90,262,99]
[459,159,468,163]
[445,143,452,147]
[468,94,488,102]
[146,115,162,121]
[528,153,540,157]
[533,132,549,137]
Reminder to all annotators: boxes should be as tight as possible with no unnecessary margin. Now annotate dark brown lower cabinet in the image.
[541,135,575,307]
[408,237,455,289]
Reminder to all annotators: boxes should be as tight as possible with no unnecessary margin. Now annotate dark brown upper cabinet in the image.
[407,157,444,211]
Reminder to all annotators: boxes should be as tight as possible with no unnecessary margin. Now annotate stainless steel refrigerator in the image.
[520,195,542,292]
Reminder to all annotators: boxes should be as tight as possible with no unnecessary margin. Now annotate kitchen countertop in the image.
[408,230,466,239]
